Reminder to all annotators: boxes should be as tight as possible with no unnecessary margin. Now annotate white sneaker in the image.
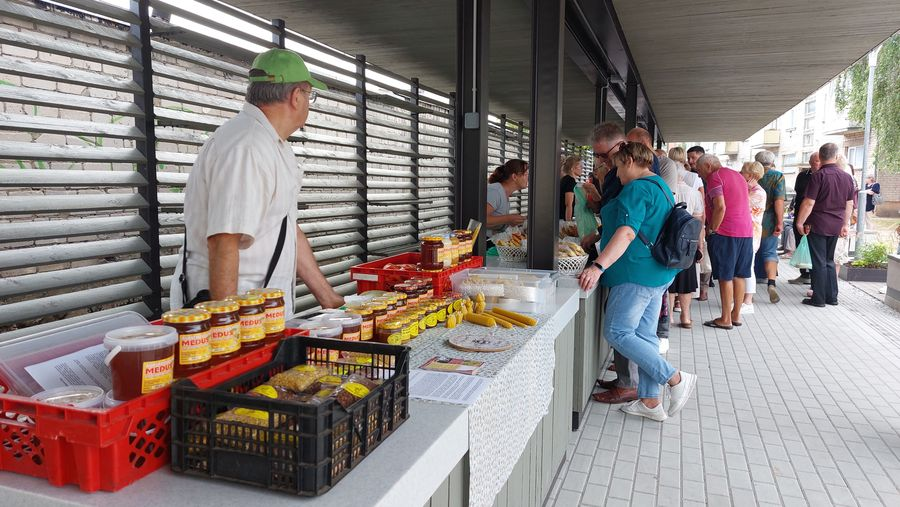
[742,304,754,314]
[659,338,670,354]
[667,372,697,417]
[620,400,668,422]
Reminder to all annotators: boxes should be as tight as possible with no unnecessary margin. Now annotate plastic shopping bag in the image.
[790,235,813,269]
[574,186,600,239]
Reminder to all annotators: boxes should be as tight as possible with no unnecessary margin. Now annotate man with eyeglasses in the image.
[172,48,343,311]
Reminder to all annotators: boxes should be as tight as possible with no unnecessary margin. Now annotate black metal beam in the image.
[595,84,607,125]
[624,67,637,132]
[129,0,161,317]
[355,55,369,260]
[455,0,490,256]
[527,0,564,270]
[411,77,422,233]
[271,18,286,49]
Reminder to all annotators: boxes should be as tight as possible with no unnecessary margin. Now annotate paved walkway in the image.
[548,261,900,507]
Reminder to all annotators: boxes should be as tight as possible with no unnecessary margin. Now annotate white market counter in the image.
[0,286,582,507]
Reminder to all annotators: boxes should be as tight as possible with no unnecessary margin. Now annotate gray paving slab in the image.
[551,262,900,506]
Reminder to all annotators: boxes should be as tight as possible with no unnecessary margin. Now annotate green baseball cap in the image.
[248,49,327,90]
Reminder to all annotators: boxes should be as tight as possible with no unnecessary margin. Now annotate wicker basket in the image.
[496,244,527,263]
[557,255,589,276]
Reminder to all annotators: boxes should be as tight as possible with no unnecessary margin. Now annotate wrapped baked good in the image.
[266,364,330,393]
[334,381,371,408]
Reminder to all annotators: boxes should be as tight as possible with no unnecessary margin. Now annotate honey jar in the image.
[162,308,212,377]
[347,306,374,341]
[248,287,286,344]
[227,293,266,349]
[195,300,241,365]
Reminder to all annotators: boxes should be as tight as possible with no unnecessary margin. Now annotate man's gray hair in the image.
[697,154,721,170]
[818,142,839,161]
[245,81,306,107]
[590,122,625,144]
[754,150,776,167]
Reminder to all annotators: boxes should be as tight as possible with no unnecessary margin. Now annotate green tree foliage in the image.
[835,32,900,174]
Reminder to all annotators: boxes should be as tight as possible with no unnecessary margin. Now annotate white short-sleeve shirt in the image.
[170,103,301,311]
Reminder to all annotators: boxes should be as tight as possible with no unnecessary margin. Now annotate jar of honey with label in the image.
[162,308,212,377]
[248,288,286,344]
[420,236,445,271]
[227,293,267,349]
[195,300,241,365]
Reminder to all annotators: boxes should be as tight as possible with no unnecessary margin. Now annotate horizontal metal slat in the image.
[368,224,416,239]
[421,189,454,199]
[155,107,225,131]
[313,244,364,263]
[155,128,210,147]
[419,198,454,210]
[0,259,150,298]
[368,168,415,179]
[300,178,362,189]
[296,272,352,299]
[160,254,180,270]
[0,141,145,163]
[297,205,363,220]
[308,232,363,249]
[0,27,140,70]
[367,213,415,227]
[421,217,453,230]
[0,85,144,117]
[418,179,452,189]
[154,84,242,114]
[368,235,417,253]
[0,237,149,271]
[154,62,246,95]
[299,218,364,235]
[300,164,363,177]
[157,172,190,186]
[0,168,146,187]
[420,208,453,221]
[303,116,362,136]
[0,280,151,327]
[151,41,247,77]
[294,282,357,313]
[367,180,416,190]
[156,151,197,166]
[366,204,415,214]
[293,146,361,162]
[0,215,147,243]
[366,116,415,134]
[294,130,361,149]
[0,194,147,215]
[159,233,183,249]
[366,129,413,145]
[0,0,139,47]
[368,192,416,202]
[298,191,363,204]
[318,257,361,277]
[0,113,144,141]
[0,57,142,94]
[158,192,185,207]
[367,156,415,168]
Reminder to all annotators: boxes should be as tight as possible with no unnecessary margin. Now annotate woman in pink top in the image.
[741,162,767,314]
[696,155,754,330]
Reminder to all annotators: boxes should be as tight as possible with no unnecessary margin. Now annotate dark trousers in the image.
[808,232,838,305]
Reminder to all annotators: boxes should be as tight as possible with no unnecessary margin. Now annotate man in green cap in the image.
[173,48,343,311]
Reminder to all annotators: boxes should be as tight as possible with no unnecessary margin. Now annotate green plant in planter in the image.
[851,242,890,268]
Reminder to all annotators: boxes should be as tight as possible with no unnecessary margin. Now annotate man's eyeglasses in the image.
[595,140,627,162]
[300,88,318,104]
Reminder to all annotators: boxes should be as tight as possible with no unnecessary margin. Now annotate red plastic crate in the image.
[350,252,483,296]
[0,327,307,492]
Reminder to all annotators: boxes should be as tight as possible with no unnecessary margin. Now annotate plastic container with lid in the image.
[103,325,178,401]
[162,308,212,378]
[297,320,344,362]
[103,389,125,409]
[346,306,374,341]
[248,288,286,344]
[31,385,105,409]
[227,294,267,349]
[195,300,241,365]
[420,236,445,271]
[325,312,363,342]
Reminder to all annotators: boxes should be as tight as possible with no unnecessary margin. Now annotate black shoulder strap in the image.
[635,178,674,248]
[264,216,289,287]
[179,215,289,302]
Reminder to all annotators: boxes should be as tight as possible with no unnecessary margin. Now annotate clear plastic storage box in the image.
[450,267,558,314]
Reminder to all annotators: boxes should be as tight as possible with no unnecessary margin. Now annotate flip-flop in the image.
[678,322,692,329]
[732,321,743,327]
[703,319,733,330]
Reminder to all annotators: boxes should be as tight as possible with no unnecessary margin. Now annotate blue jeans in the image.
[603,283,677,399]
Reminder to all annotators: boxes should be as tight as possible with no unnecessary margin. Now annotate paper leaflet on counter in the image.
[420,355,484,375]
[24,344,112,392]
[409,369,490,406]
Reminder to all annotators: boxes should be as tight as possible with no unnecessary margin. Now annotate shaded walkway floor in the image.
[549,261,900,507]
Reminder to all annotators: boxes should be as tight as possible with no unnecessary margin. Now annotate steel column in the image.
[527,0,564,270]
[595,84,607,125]
[499,114,508,163]
[455,0,490,256]
[355,55,370,260]
[411,78,422,232]
[129,0,161,317]
[624,68,637,132]
[271,18,286,48]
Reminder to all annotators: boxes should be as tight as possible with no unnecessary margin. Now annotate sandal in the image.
[678,321,692,329]
[703,319,733,330]
[732,321,743,327]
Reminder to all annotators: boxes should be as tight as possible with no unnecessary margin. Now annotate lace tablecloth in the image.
[407,296,577,507]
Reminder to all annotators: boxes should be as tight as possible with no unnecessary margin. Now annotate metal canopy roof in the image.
[220,0,608,142]
[611,0,900,141]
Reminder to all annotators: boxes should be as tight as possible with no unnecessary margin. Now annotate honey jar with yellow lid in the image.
[247,288,286,344]
[195,300,241,365]
[162,308,212,377]
[347,306,375,341]
[226,293,266,349]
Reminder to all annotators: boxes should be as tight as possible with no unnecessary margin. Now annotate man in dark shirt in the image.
[788,152,819,284]
[795,143,857,307]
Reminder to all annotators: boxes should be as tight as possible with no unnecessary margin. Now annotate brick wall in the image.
[876,173,900,218]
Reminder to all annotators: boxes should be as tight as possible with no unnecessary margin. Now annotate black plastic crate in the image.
[170,336,410,496]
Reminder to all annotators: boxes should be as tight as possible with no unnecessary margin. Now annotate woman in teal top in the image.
[579,142,697,423]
